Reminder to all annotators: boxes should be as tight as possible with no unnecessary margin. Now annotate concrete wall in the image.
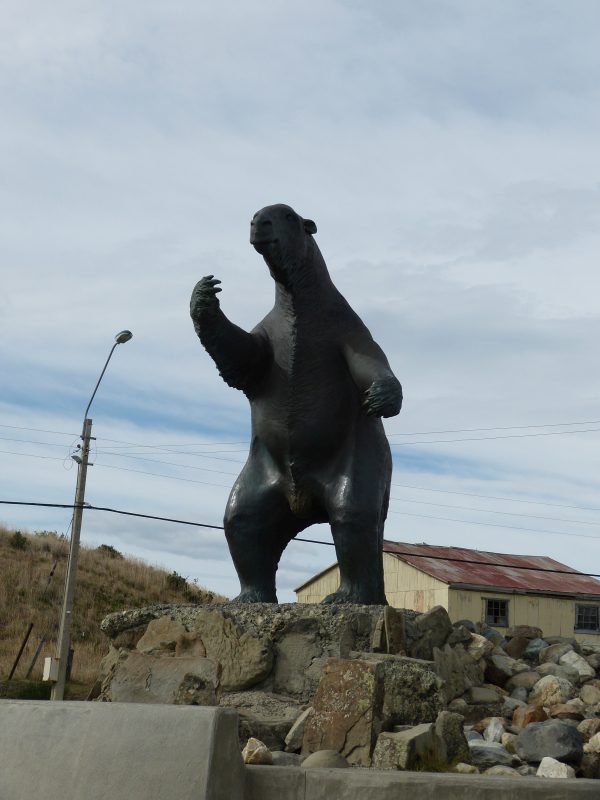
[246,765,600,799]
[0,701,244,800]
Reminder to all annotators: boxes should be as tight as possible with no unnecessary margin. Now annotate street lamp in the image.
[48,330,133,701]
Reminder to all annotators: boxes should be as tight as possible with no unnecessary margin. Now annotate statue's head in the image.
[250,204,317,283]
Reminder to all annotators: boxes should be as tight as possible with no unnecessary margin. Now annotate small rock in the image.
[411,606,453,660]
[285,707,312,753]
[548,703,584,722]
[580,752,600,779]
[585,653,600,671]
[516,764,537,776]
[501,697,525,719]
[242,737,273,765]
[454,619,476,633]
[559,650,596,681]
[510,687,528,703]
[372,724,437,770]
[512,704,548,730]
[504,636,530,660]
[467,633,494,661]
[301,750,349,769]
[506,625,543,640]
[478,625,507,649]
[501,732,517,753]
[505,671,540,692]
[585,732,600,753]
[539,643,573,664]
[468,741,517,769]
[453,762,479,774]
[485,654,517,687]
[483,717,505,743]
[522,638,548,660]
[484,765,521,776]
[447,625,472,647]
[271,751,303,767]
[536,756,575,778]
[434,710,470,763]
[466,730,484,742]
[467,686,503,705]
[580,684,600,706]
[578,718,600,741]
[537,661,580,685]
[529,675,574,707]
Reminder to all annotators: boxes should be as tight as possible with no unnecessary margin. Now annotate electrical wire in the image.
[386,419,600,437]
[2,498,600,578]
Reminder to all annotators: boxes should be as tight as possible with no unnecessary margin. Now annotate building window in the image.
[485,598,509,627]
[575,605,600,632]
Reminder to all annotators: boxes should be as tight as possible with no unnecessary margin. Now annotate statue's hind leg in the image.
[224,465,303,603]
[321,468,390,606]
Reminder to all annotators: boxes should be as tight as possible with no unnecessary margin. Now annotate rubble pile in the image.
[96,603,600,779]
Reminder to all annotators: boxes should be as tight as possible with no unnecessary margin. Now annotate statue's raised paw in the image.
[362,376,403,418]
[190,275,222,319]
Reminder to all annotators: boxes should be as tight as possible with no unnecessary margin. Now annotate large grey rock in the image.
[468,741,517,769]
[372,724,438,770]
[466,686,503,705]
[220,691,301,751]
[362,653,445,725]
[433,711,470,763]
[302,657,384,766]
[433,643,485,703]
[410,606,453,660]
[108,651,220,705]
[516,719,584,765]
[0,701,244,800]
[136,615,206,657]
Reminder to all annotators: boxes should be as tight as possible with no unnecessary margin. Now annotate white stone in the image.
[536,756,575,778]
[466,633,494,661]
[529,675,574,707]
[242,737,273,765]
[559,650,596,681]
[584,732,600,754]
[483,717,505,743]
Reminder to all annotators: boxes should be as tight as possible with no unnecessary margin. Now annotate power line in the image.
[0,424,78,437]
[2,498,600,578]
[94,462,233,489]
[391,482,600,513]
[386,419,600,437]
[389,427,600,447]
[98,450,239,476]
[391,497,600,526]
[388,510,600,540]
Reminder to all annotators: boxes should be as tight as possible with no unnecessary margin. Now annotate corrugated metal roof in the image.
[384,540,600,595]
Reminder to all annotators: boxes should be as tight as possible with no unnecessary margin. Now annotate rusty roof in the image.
[384,540,600,596]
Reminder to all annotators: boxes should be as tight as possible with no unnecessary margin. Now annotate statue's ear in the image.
[303,218,317,235]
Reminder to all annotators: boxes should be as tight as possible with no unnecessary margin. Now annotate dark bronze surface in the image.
[190,204,402,604]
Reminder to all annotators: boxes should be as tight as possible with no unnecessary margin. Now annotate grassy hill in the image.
[0,524,225,696]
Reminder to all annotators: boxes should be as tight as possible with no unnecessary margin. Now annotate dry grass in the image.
[0,524,226,692]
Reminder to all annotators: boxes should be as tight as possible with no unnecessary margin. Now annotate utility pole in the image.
[44,330,132,700]
[50,417,93,701]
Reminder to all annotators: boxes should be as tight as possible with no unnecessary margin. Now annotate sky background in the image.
[2,0,600,601]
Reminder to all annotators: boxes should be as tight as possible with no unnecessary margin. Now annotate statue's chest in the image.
[269,312,337,379]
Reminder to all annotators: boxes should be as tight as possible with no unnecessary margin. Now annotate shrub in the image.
[96,544,123,559]
[165,571,187,592]
[9,531,28,551]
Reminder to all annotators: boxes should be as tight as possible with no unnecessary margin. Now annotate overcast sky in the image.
[2,1,600,601]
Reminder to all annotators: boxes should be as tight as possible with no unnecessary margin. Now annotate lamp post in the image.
[49,330,132,701]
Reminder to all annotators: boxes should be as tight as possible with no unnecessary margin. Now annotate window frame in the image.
[484,597,509,627]
[575,604,600,633]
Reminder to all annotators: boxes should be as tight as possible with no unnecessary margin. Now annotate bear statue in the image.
[190,203,402,604]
